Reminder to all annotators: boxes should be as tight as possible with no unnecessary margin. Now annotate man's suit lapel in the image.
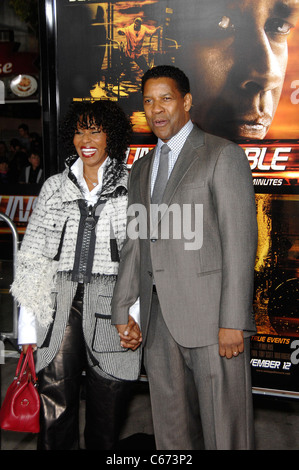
[153,125,205,229]
[138,148,154,230]
[162,126,204,206]
[139,148,154,205]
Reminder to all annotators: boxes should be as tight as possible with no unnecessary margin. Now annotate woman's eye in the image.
[88,126,101,134]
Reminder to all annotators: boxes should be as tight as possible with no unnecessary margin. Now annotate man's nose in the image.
[152,100,164,114]
[240,31,285,93]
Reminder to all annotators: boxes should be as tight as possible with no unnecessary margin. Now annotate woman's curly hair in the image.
[60,100,132,164]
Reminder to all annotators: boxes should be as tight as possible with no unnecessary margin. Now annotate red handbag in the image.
[0,345,40,433]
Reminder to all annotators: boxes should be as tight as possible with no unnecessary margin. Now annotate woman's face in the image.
[73,119,108,170]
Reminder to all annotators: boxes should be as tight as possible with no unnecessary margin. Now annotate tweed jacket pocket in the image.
[92,288,128,353]
[42,215,69,260]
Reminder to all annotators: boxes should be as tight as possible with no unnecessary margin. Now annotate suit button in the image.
[148,271,153,277]
[150,238,157,243]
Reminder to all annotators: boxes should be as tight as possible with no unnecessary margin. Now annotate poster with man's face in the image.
[55,0,299,394]
[57,0,299,140]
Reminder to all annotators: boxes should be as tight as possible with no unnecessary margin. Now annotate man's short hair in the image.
[141,65,190,97]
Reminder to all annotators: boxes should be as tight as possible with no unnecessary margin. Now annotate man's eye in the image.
[218,15,235,32]
[265,18,292,35]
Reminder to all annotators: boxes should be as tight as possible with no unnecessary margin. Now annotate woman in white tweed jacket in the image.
[11,100,142,450]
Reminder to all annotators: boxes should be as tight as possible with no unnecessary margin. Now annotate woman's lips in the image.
[81,147,97,158]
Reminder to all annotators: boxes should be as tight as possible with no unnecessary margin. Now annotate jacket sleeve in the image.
[212,142,257,333]
[10,178,59,327]
[18,306,37,345]
[111,166,141,325]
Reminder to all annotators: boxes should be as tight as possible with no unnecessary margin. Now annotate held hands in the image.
[219,328,244,359]
[115,315,142,351]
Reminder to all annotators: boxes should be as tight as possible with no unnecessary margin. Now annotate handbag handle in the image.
[14,351,25,379]
[17,345,37,384]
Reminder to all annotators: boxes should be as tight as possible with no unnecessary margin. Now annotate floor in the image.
[1,351,299,451]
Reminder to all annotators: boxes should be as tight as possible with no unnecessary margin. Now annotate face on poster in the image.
[56,0,299,143]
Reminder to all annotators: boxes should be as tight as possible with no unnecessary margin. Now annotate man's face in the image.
[29,154,40,169]
[134,20,142,31]
[143,77,192,142]
[176,0,299,140]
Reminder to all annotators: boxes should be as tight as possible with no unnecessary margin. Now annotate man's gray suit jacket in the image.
[111,125,257,348]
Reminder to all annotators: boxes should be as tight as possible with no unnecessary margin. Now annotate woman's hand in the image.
[21,344,37,353]
[116,315,142,351]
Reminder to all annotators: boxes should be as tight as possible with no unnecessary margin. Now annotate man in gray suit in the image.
[111,65,258,450]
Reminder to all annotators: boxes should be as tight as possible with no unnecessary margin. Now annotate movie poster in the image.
[53,0,299,397]
[2,0,299,396]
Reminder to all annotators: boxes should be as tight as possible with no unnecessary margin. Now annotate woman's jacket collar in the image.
[47,156,128,205]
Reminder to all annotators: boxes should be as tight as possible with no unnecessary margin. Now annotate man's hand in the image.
[219,328,244,359]
[115,315,142,351]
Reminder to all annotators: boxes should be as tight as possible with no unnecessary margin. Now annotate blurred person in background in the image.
[19,150,43,185]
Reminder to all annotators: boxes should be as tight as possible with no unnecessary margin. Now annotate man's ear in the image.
[184,93,193,113]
